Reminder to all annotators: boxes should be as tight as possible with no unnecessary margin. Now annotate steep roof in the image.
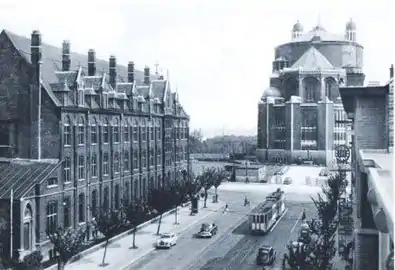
[2,29,157,85]
[291,46,334,70]
[292,25,346,43]
[0,159,59,199]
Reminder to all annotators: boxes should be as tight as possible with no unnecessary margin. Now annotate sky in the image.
[0,0,394,138]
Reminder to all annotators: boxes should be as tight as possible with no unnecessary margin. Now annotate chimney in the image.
[61,40,71,71]
[144,66,150,85]
[88,49,96,76]
[127,61,135,83]
[30,30,42,65]
[109,55,117,89]
[390,64,394,79]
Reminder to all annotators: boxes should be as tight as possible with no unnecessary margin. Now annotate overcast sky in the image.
[0,0,394,138]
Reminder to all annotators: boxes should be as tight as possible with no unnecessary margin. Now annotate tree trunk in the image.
[57,259,65,270]
[156,214,163,235]
[132,227,137,248]
[174,206,179,224]
[101,239,109,266]
[204,190,208,208]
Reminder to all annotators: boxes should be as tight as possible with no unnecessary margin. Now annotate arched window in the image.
[149,176,154,191]
[114,152,120,174]
[141,123,146,142]
[77,117,85,145]
[63,116,71,146]
[91,190,98,217]
[46,201,58,234]
[90,118,98,144]
[103,153,109,175]
[78,155,85,180]
[157,148,162,166]
[303,77,319,103]
[103,187,110,212]
[133,151,138,170]
[132,123,138,142]
[23,204,33,250]
[78,89,84,106]
[114,184,120,209]
[78,193,85,223]
[103,119,109,143]
[113,118,120,143]
[124,151,130,171]
[158,175,162,189]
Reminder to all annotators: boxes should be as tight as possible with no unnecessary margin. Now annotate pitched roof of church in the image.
[290,46,334,70]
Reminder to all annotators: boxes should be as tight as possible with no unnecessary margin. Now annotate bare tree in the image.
[198,167,216,207]
[212,168,227,202]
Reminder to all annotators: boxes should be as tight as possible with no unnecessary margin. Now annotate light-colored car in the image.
[156,232,178,249]
[197,223,218,238]
[283,177,292,185]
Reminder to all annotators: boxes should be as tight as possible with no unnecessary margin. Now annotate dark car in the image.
[256,245,276,265]
[197,223,218,238]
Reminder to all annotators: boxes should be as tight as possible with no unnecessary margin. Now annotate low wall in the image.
[256,149,329,165]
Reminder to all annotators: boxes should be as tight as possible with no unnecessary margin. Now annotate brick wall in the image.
[355,96,386,149]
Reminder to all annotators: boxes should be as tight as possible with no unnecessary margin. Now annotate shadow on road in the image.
[231,220,250,236]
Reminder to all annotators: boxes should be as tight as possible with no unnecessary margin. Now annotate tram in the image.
[249,188,286,235]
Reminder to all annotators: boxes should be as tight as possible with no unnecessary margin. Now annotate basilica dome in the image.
[261,86,281,100]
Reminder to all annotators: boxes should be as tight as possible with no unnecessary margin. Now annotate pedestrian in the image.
[223,204,229,213]
[301,209,306,221]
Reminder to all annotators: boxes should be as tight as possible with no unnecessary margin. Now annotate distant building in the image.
[257,19,364,165]
[0,29,190,260]
[339,65,393,269]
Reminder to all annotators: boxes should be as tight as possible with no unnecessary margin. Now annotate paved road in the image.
[128,189,317,270]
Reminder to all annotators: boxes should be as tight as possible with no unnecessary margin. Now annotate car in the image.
[319,168,329,176]
[256,245,276,266]
[283,177,292,185]
[197,223,218,238]
[156,232,178,249]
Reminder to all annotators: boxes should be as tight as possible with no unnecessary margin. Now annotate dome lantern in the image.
[292,20,303,39]
[345,19,357,42]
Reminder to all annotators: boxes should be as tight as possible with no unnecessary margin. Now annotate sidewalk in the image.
[49,199,224,270]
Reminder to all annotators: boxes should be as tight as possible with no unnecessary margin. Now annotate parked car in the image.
[256,245,276,265]
[319,168,329,176]
[156,232,178,249]
[283,177,292,185]
[197,223,218,238]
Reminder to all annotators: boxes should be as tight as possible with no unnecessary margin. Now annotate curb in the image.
[119,202,225,270]
[45,202,192,270]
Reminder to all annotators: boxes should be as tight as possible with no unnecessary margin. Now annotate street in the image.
[128,189,317,270]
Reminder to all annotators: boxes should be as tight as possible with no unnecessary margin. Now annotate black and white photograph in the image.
[0,0,393,269]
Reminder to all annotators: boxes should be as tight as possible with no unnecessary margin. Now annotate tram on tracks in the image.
[248,188,286,235]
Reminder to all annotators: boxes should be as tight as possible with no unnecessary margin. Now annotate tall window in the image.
[113,119,120,143]
[133,152,138,170]
[103,120,109,143]
[124,151,130,171]
[46,201,58,234]
[63,157,71,183]
[303,78,318,103]
[78,155,85,180]
[78,89,84,106]
[114,184,120,209]
[63,196,71,228]
[114,153,120,174]
[90,119,98,144]
[149,126,154,141]
[141,151,146,168]
[123,124,129,142]
[132,126,138,142]
[103,153,109,175]
[103,187,110,212]
[124,182,129,203]
[149,148,154,166]
[141,126,146,141]
[23,205,33,250]
[91,190,97,217]
[156,127,161,141]
[91,154,97,177]
[78,193,85,223]
[157,148,161,165]
[77,117,84,145]
[63,117,71,146]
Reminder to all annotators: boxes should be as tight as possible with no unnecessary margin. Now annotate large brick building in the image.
[256,20,364,165]
[0,29,190,260]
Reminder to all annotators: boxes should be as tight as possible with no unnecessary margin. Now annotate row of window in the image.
[46,177,165,233]
[62,149,172,182]
[64,117,188,146]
